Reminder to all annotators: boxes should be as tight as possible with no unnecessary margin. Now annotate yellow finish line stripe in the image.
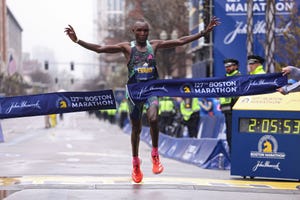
[0,176,299,191]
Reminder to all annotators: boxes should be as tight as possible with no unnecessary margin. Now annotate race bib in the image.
[134,65,156,81]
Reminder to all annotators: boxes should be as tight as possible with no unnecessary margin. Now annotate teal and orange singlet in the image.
[126,40,159,120]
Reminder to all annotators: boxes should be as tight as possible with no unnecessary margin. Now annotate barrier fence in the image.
[123,115,230,170]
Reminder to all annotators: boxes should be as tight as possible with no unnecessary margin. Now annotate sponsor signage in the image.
[127,73,287,103]
[213,0,298,76]
[231,92,300,180]
[234,92,300,111]
[0,90,116,119]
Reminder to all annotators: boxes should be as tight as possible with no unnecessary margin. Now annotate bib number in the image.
[134,66,156,81]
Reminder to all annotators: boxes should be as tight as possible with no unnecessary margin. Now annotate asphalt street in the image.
[0,112,299,200]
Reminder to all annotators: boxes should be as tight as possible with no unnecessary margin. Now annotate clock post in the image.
[231,92,300,180]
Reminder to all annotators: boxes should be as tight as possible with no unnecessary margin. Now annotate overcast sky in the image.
[6,0,96,70]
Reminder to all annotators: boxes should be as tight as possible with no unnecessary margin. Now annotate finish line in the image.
[0,175,299,192]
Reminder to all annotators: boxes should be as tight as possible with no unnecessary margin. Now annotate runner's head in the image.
[132,20,150,45]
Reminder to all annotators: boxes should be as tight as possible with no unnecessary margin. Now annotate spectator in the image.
[180,98,201,138]
[118,98,129,128]
[107,109,117,124]
[247,55,266,74]
[158,96,175,134]
[219,58,241,152]
[199,98,214,116]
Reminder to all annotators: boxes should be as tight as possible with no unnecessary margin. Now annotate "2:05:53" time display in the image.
[239,118,300,134]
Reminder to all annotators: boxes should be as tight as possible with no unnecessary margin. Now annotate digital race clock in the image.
[239,118,300,134]
[231,92,300,180]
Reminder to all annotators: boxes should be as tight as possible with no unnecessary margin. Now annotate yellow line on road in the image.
[0,176,299,191]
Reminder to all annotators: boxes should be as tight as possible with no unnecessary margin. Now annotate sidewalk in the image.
[0,115,46,143]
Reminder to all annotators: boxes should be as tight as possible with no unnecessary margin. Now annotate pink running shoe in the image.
[152,155,164,174]
[132,162,143,183]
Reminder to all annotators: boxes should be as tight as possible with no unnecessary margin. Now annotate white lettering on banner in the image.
[244,79,280,92]
[70,95,113,102]
[224,21,291,44]
[69,94,114,109]
[194,81,237,88]
[182,145,197,160]
[225,1,294,14]
[194,80,237,94]
[252,160,281,172]
[137,86,168,99]
[250,151,286,159]
[209,81,237,87]
[195,87,237,94]
[5,101,41,113]
[72,100,114,108]
[84,95,113,101]
[70,97,84,102]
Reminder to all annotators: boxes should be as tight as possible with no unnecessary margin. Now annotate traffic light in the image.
[44,60,49,70]
[70,61,74,71]
[55,77,58,84]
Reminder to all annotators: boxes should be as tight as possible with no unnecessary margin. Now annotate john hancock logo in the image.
[180,83,193,94]
[56,97,70,109]
[250,135,285,172]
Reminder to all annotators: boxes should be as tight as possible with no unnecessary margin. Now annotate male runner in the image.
[65,16,220,183]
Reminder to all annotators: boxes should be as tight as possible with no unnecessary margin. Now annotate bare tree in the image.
[1,73,28,96]
[275,7,300,69]
[98,0,190,89]
[125,0,189,78]
[30,70,52,84]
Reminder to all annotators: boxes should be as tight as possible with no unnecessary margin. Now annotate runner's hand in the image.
[204,16,221,34]
[64,25,78,43]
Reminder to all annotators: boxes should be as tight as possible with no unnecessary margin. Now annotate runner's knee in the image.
[148,114,158,125]
[131,120,142,135]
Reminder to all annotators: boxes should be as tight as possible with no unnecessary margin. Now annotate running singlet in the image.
[127,40,159,84]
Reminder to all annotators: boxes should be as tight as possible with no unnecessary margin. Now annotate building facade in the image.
[0,0,7,73]
[0,2,25,96]
[95,0,126,88]
[189,0,213,78]
[6,6,23,76]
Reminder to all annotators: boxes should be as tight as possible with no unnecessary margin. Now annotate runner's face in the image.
[133,22,149,44]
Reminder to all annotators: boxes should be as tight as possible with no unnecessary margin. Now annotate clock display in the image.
[239,118,300,134]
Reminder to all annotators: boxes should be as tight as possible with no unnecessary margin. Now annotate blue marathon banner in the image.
[0,90,116,119]
[127,73,287,103]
